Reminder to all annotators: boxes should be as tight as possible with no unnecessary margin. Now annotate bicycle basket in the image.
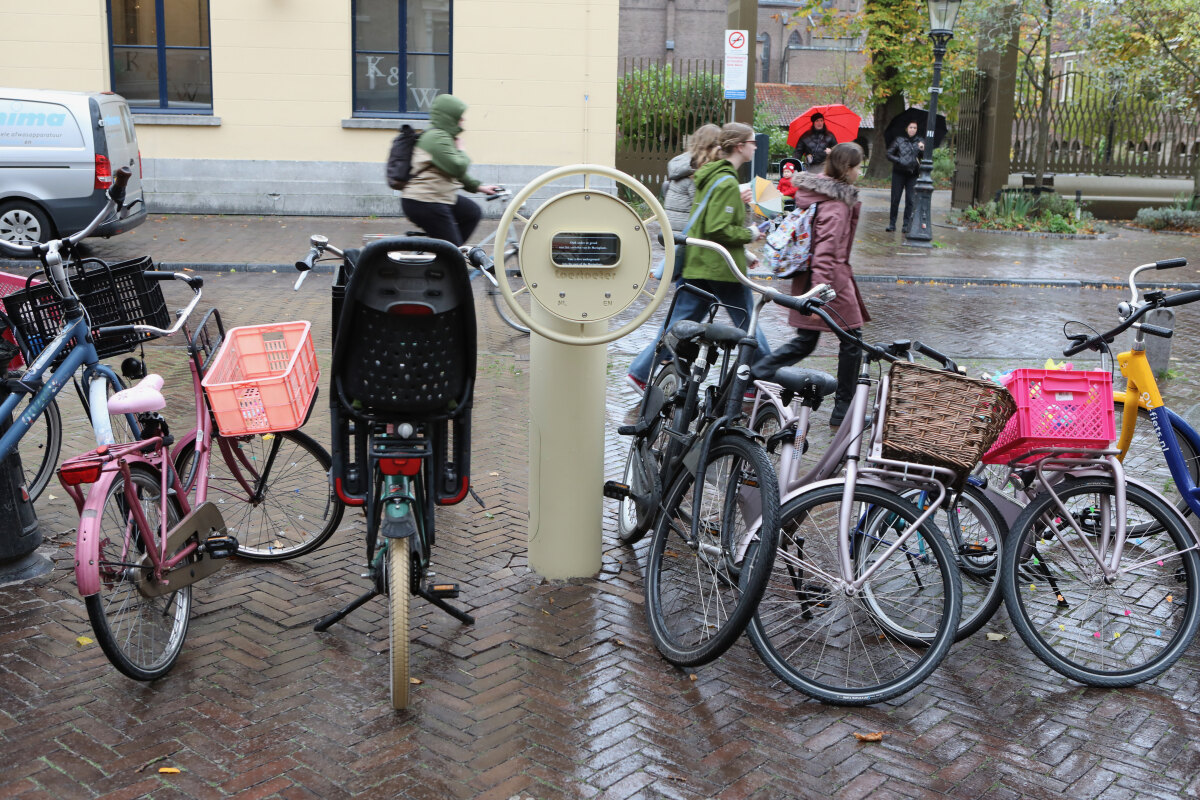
[880,360,1016,481]
[981,368,1115,464]
[4,256,168,364]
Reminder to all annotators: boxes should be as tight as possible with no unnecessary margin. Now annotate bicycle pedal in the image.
[603,480,631,501]
[424,582,460,599]
[961,543,989,554]
[202,534,239,559]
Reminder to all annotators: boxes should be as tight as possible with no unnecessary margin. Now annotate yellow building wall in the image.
[0,0,617,168]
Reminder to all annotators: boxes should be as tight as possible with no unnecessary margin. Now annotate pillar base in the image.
[0,551,53,587]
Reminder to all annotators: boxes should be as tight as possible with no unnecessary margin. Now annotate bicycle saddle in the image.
[668,320,746,348]
[107,374,165,415]
[773,367,837,405]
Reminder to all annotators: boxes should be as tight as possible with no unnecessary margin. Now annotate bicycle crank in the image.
[136,501,230,597]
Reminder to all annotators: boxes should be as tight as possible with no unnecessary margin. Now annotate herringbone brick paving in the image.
[2,271,1200,798]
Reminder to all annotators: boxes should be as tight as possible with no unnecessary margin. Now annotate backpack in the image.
[385,124,419,190]
[762,202,818,278]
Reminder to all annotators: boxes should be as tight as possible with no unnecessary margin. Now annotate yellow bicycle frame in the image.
[1112,344,1166,463]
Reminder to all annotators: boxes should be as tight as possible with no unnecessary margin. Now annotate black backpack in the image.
[385,124,419,190]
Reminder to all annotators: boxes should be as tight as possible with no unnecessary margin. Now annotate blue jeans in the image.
[628,278,772,383]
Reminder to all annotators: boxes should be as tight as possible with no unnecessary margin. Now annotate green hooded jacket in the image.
[681,159,751,282]
[407,94,481,200]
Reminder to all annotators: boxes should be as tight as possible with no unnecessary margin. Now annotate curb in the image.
[949,226,1117,240]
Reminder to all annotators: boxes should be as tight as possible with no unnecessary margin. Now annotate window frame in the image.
[105,0,214,115]
[351,0,454,119]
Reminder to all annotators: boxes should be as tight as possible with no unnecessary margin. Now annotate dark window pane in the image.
[164,0,210,47]
[165,50,212,109]
[356,0,399,53]
[110,0,157,46]
[355,53,401,113]
[406,55,450,113]
[408,0,450,52]
[111,47,161,106]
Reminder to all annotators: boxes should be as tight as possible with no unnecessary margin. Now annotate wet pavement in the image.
[2,195,1200,798]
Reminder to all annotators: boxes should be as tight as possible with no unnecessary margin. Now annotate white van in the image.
[0,88,146,245]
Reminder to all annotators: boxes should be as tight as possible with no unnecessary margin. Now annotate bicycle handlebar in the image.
[1067,258,1199,356]
[675,233,836,310]
[912,340,960,373]
[95,271,203,340]
[1155,257,1188,270]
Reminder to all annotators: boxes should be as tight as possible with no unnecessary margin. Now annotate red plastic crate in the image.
[981,368,1115,464]
[0,271,41,369]
[201,321,319,436]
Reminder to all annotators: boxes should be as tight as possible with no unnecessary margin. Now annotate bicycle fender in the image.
[75,470,121,597]
[777,475,901,509]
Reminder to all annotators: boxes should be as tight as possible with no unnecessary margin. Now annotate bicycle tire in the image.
[749,400,786,478]
[388,536,412,709]
[175,429,344,561]
[893,484,1007,641]
[16,394,61,502]
[491,246,530,334]
[1000,476,1200,687]
[746,483,962,705]
[643,432,780,667]
[1114,401,1200,519]
[84,464,191,681]
[616,364,681,545]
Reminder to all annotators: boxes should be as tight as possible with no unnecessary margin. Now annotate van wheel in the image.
[0,202,53,245]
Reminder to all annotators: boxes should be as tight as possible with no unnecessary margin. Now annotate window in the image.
[108,0,212,112]
[758,33,770,82]
[354,0,452,117]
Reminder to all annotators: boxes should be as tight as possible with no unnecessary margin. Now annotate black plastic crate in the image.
[5,256,169,363]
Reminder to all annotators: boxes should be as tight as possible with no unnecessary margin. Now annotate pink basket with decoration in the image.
[0,271,40,369]
[201,321,319,436]
[981,368,1116,464]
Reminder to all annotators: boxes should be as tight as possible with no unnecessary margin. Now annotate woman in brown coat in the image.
[751,142,869,427]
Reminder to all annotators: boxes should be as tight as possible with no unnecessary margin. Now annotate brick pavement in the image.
[2,217,1200,798]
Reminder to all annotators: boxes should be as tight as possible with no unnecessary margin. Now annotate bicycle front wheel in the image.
[84,464,190,681]
[643,433,780,667]
[747,484,962,705]
[1001,477,1200,687]
[1114,401,1200,519]
[176,430,343,561]
[491,246,530,334]
[388,537,412,710]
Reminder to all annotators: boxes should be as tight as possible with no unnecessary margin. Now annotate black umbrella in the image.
[885,107,948,149]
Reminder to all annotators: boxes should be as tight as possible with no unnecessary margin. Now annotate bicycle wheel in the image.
[750,399,786,476]
[1001,477,1200,686]
[1114,401,1200,518]
[84,464,191,681]
[746,483,961,705]
[616,364,680,545]
[491,245,530,334]
[894,485,1007,641]
[388,536,412,709]
[175,430,343,561]
[643,433,780,667]
[16,394,61,502]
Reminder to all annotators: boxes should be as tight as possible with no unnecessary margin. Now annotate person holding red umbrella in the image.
[793,113,838,170]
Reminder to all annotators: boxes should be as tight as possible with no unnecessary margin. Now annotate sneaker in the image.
[885,225,896,232]
[626,374,647,394]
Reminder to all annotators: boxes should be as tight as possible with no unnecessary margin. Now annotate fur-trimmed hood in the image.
[793,171,859,207]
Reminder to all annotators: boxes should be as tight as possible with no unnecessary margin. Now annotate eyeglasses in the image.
[741,139,756,146]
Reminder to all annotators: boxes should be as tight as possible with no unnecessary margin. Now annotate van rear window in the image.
[0,100,84,148]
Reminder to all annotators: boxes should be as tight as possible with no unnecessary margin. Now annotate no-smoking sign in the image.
[724,29,748,100]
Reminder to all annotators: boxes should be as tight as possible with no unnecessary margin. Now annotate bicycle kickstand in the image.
[313,588,378,632]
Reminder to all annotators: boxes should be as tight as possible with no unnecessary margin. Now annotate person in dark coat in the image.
[886,120,924,233]
[794,114,838,171]
[751,142,869,427]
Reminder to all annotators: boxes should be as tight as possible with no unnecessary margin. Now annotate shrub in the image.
[1134,207,1200,231]
[953,189,1099,234]
[617,65,724,150]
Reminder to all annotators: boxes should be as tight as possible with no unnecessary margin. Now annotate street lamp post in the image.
[904,0,963,247]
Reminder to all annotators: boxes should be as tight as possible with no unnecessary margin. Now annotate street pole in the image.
[904,31,952,247]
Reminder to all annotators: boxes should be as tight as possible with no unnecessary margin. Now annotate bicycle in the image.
[296,234,484,709]
[990,259,1200,687]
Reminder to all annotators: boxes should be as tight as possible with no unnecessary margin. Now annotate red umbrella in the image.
[787,104,862,148]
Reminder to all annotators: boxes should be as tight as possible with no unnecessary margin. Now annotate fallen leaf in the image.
[489,471,500,476]
[689,674,698,681]
[178,238,187,242]
[542,609,550,615]
[484,512,494,519]
[615,639,625,646]
[76,636,93,647]
[47,493,56,500]
[853,731,885,742]
[409,677,422,685]
[985,633,1008,641]
[158,767,181,774]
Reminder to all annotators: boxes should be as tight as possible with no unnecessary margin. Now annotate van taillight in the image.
[137,150,143,178]
[94,154,113,189]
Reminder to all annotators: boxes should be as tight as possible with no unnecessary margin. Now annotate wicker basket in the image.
[880,361,1017,481]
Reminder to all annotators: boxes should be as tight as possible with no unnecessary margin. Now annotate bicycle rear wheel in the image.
[388,537,412,709]
[176,430,343,561]
[643,433,779,667]
[84,464,190,681]
[1001,476,1200,687]
[616,364,680,545]
[491,246,530,334]
[746,483,961,705]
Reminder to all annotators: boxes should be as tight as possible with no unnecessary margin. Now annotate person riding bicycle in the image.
[400,94,502,246]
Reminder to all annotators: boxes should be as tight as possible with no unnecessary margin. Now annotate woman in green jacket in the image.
[401,94,501,245]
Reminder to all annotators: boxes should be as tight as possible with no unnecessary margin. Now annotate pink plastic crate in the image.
[202,321,319,436]
[0,271,40,369]
[981,368,1115,464]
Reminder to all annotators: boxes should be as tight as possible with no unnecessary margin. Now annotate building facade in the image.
[2,0,620,215]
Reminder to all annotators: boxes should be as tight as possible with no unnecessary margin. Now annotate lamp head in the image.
[926,0,963,35]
